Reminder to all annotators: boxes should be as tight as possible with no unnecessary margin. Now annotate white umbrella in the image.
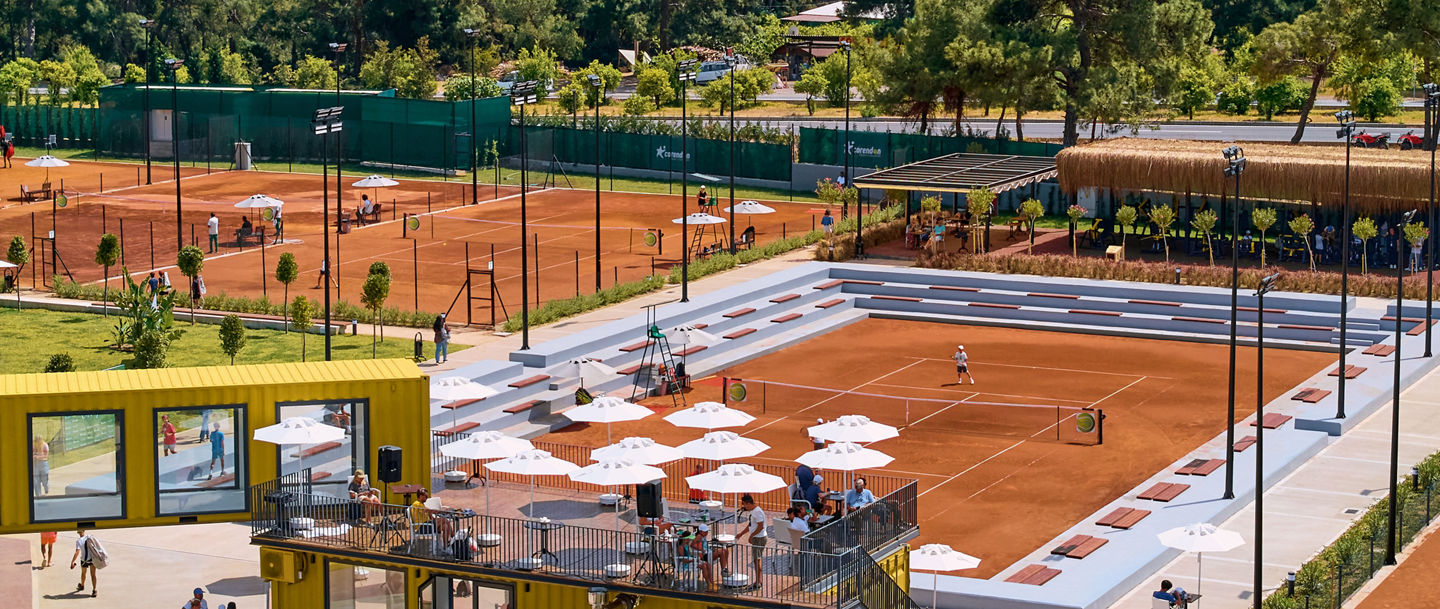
[1158,523,1245,596]
[678,431,770,461]
[569,458,666,487]
[25,155,69,182]
[431,376,500,428]
[253,417,346,478]
[723,200,777,217]
[439,431,532,533]
[668,325,722,347]
[671,213,726,225]
[352,175,400,188]
[0,260,17,269]
[558,357,617,389]
[564,396,653,443]
[590,437,684,465]
[234,194,285,209]
[685,463,786,494]
[797,441,893,471]
[910,544,981,609]
[484,449,580,518]
[664,401,756,430]
[808,415,899,444]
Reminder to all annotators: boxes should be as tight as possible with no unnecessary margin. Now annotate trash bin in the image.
[234,142,253,170]
[338,216,352,234]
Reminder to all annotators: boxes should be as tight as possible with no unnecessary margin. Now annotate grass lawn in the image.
[0,308,463,373]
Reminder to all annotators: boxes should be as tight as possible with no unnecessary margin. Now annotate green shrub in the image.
[44,353,75,373]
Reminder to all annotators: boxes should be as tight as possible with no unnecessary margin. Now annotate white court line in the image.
[867,382,1092,404]
[898,394,975,429]
[916,439,1027,499]
[1089,376,1149,408]
[905,356,1166,379]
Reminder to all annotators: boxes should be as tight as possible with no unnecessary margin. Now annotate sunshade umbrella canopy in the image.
[1157,523,1245,596]
[234,194,285,209]
[565,396,653,444]
[438,431,532,461]
[590,437,684,465]
[796,441,893,471]
[910,544,981,609]
[685,463,786,494]
[0,260,17,269]
[678,431,770,461]
[25,154,68,182]
[253,417,346,478]
[559,357,618,388]
[672,213,726,225]
[668,325,722,347]
[808,415,900,444]
[485,449,580,518]
[723,200,777,214]
[568,458,666,487]
[664,401,755,430]
[352,175,400,188]
[430,376,500,402]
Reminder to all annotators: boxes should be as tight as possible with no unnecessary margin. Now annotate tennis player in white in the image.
[952,345,974,384]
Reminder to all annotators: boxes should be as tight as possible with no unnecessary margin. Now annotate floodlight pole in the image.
[141,19,155,185]
[330,43,346,242]
[1338,113,1354,419]
[728,53,737,254]
[843,41,861,258]
[466,30,481,207]
[1253,273,1278,609]
[1387,209,1417,566]
[167,59,184,253]
[589,74,604,291]
[1426,86,1438,358]
[512,82,539,349]
[678,60,698,302]
[1222,146,1244,501]
[317,110,333,361]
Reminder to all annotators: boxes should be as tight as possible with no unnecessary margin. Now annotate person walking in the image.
[199,409,211,441]
[432,314,450,364]
[208,423,226,479]
[69,528,105,597]
[160,414,178,456]
[821,209,834,237]
[206,213,220,253]
[39,531,57,568]
[147,272,160,293]
[737,494,768,588]
[32,435,50,495]
[952,345,974,385]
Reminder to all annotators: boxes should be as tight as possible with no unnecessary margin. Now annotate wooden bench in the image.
[619,340,654,353]
[1071,309,1121,317]
[507,375,551,388]
[1250,413,1292,429]
[1004,565,1061,585]
[356,203,383,225]
[1173,315,1226,324]
[503,400,544,415]
[20,184,52,202]
[815,299,845,309]
[1292,388,1331,403]
[724,307,757,319]
[676,345,708,357]
[1239,306,1285,314]
[436,421,482,436]
[770,293,800,303]
[873,295,921,302]
[771,313,801,323]
[723,328,756,340]
[1138,482,1190,502]
[1381,315,1425,323]
[1130,299,1182,307]
[844,279,883,286]
[1050,535,1108,559]
[234,226,268,247]
[441,398,487,409]
[1235,435,1257,452]
[1328,365,1367,379]
[815,279,845,290]
[930,285,980,292]
[1029,292,1080,300]
[1096,507,1151,529]
[616,364,645,375]
[970,302,1020,310]
[1363,344,1396,356]
[1176,458,1225,476]
[1279,324,1332,332]
[293,441,343,459]
[310,470,333,483]
[1409,320,1436,336]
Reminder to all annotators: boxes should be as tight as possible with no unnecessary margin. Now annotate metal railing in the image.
[431,431,915,514]
[249,484,855,608]
[836,546,922,609]
[804,481,919,555]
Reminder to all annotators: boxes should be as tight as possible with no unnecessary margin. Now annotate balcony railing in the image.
[804,481,919,555]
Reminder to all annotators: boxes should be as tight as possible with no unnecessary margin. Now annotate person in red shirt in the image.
[160,414,178,456]
[1,125,12,169]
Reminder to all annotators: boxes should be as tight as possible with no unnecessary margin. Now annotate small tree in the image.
[1018,199,1045,255]
[275,253,299,332]
[219,314,247,364]
[176,245,206,324]
[1192,208,1219,266]
[920,195,942,224]
[289,295,315,361]
[794,70,827,116]
[1115,205,1138,253]
[1353,216,1378,274]
[1404,222,1430,272]
[361,273,391,357]
[967,188,997,253]
[94,233,120,315]
[1066,204,1088,257]
[368,261,392,280]
[1252,207,1277,267]
[44,353,75,373]
[1289,213,1317,271]
[131,329,170,369]
[1148,204,1177,263]
[556,81,586,125]
[636,66,675,107]
[7,235,28,309]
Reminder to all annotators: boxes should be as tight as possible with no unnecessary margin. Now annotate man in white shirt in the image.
[738,494,767,586]
[69,528,101,596]
[952,344,974,385]
[206,213,220,253]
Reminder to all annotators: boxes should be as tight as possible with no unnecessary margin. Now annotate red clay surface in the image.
[538,319,1333,578]
[1,163,821,324]
[1354,527,1440,609]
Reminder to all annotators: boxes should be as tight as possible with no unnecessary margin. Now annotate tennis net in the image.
[721,377,1103,445]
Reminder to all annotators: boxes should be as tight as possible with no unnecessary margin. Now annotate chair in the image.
[408,515,439,555]
[20,185,39,202]
[1151,597,1173,609]
[674,538,702,591]
[1079,219,1103,249]
[736,226,756,250]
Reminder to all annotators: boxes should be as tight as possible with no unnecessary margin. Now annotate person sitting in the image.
[409,488,455,542]
[360,194,375,216]
[239,217,254,237]
[786,507,811,534]
[690,524,729,591]
[844,477,876,511]
[1153,579,1188,608]
[348,469,382,523]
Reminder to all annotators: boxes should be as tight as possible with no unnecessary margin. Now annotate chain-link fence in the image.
[799,127,1062,169]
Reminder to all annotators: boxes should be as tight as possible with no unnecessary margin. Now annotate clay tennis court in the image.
[539,318,1334,577]
[2,161,822,323]
[1354,526,1440,609]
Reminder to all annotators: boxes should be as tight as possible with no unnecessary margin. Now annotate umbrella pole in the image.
[1198,552,1202,597]
[933,570,939,609]
[530,478,536,518]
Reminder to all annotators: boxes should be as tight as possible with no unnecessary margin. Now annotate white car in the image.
[695,59,751,84]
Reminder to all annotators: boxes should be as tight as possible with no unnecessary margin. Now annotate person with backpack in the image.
[69,528,106,597]
[432,314,450,364]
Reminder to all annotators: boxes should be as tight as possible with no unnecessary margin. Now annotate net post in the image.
[574,249,580,297]
[613,266,618,288]
[402,213,408,239]
[722,377,729,405]
[1097,409,1104,445]
[533,233,540,307]
[465,242,472,326]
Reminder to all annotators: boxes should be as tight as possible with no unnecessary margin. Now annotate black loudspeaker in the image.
[377,445,402,483]
[636,480,663,518]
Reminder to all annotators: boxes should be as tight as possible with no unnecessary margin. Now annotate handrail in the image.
[803,481,918,554]
[836,546,922,609]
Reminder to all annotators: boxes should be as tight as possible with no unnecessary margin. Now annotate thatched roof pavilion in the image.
[1057,138,1436,213]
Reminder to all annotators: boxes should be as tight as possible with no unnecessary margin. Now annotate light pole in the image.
[139,18,156,185]
[165,58,184,252]
[1424,84,1439,358]
[726,52,737,254]
[511,81,540,349]
[587,73,604,291]
[1222,145,1246,500]
[677,58,698,302]
[1336,111,1357,418]
[842,40,861,258]
[312,106,344,361]
[329,43,346,231]
[1253,272,1280,609]
[465,29,482,206]
[1387,208,1418,566]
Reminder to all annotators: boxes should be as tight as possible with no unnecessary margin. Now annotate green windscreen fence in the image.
[94,84,511,171]
[798,127,1063,168]
[512,126,794,182]
[1,105,98,148]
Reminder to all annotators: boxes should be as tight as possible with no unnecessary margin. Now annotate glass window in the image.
[277,400,368,488]
[30,412,125,522]
[156,406,246,515]
[327,560,404,609]
[420,576,513,609]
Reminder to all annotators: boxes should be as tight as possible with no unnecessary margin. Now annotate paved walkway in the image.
[1111,361,1440,609]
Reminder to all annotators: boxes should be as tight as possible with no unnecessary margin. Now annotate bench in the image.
[676,345,708,357]
[1363,344,1396,356]
[310,470,333,483]
[293,441,343,459]
[1234,436,1257,452]
[771,313,801,323]
[929,285,980,292]
[815,280,845,290]
[20,184,51,202]
[844,279,883,286]
[234,226,268,247]
[815,299,845,309]
[1278,324,1332,332]
[723,307,757,319]
[508,375,551,388]
[1096,507,1151,529]
[1173,315,1226,324]
[1029,292,1080,300]
[441,398,487,409]
[1050,535,1108,559]
[970,302,1020,310]
[1070,309,1122,317]
[1327,365,1367,379]
[619,340,654,353]
[1292,388,1331,403]
[1005,565,1061,585]
[873,295,922,302]
[617,363,646,375]
[356,203,383,225]
[1239,306,1285,314]
[1130,299,1182,307]
[770,293,800,303]
[1381,315,1425,323]
[1176,458,1225,476]
[503,400,544,415]
[436,421,482,436]
[1249,413,1292,429]
[1137,482,1190,502]
[1409,320,1436,336]
[723,328,756,339]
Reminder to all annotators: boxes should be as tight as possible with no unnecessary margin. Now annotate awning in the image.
[852,153,1058,194]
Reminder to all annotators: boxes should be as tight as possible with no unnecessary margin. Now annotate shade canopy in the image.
[672,213,726,225]
[664,401,756,430]
[796,441,893,471]
[590,437,685,465]
[667,325,722,348]
[909,544,981,571]
[559,357,618,386]
[24,155,69,168]
[235,194,285,209]
[0,260,17,269]
[352,175,400,188]
[678,431,770,461]
[1157,523,1245,553]
[430,376,500,402]
[438,430,533,461]
[568,458,666,487]
[565,396,653,424]
[807,415,899,444]
[853,153,1056,194]
[484,449,579,477]
[253,417,346,445]
[686,463,786,494]
[723,200,776,215]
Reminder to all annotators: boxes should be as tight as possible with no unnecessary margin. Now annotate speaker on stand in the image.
[377,445,402,504]
[636,480,663,519]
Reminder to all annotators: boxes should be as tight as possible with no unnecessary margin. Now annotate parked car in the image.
[695,57,752,84]
[498,71,554,94]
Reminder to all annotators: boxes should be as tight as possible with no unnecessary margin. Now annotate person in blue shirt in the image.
[207,423,226,480]
[1152,580,1187,608]
[844,477,876,510]
[821,209,834,236]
